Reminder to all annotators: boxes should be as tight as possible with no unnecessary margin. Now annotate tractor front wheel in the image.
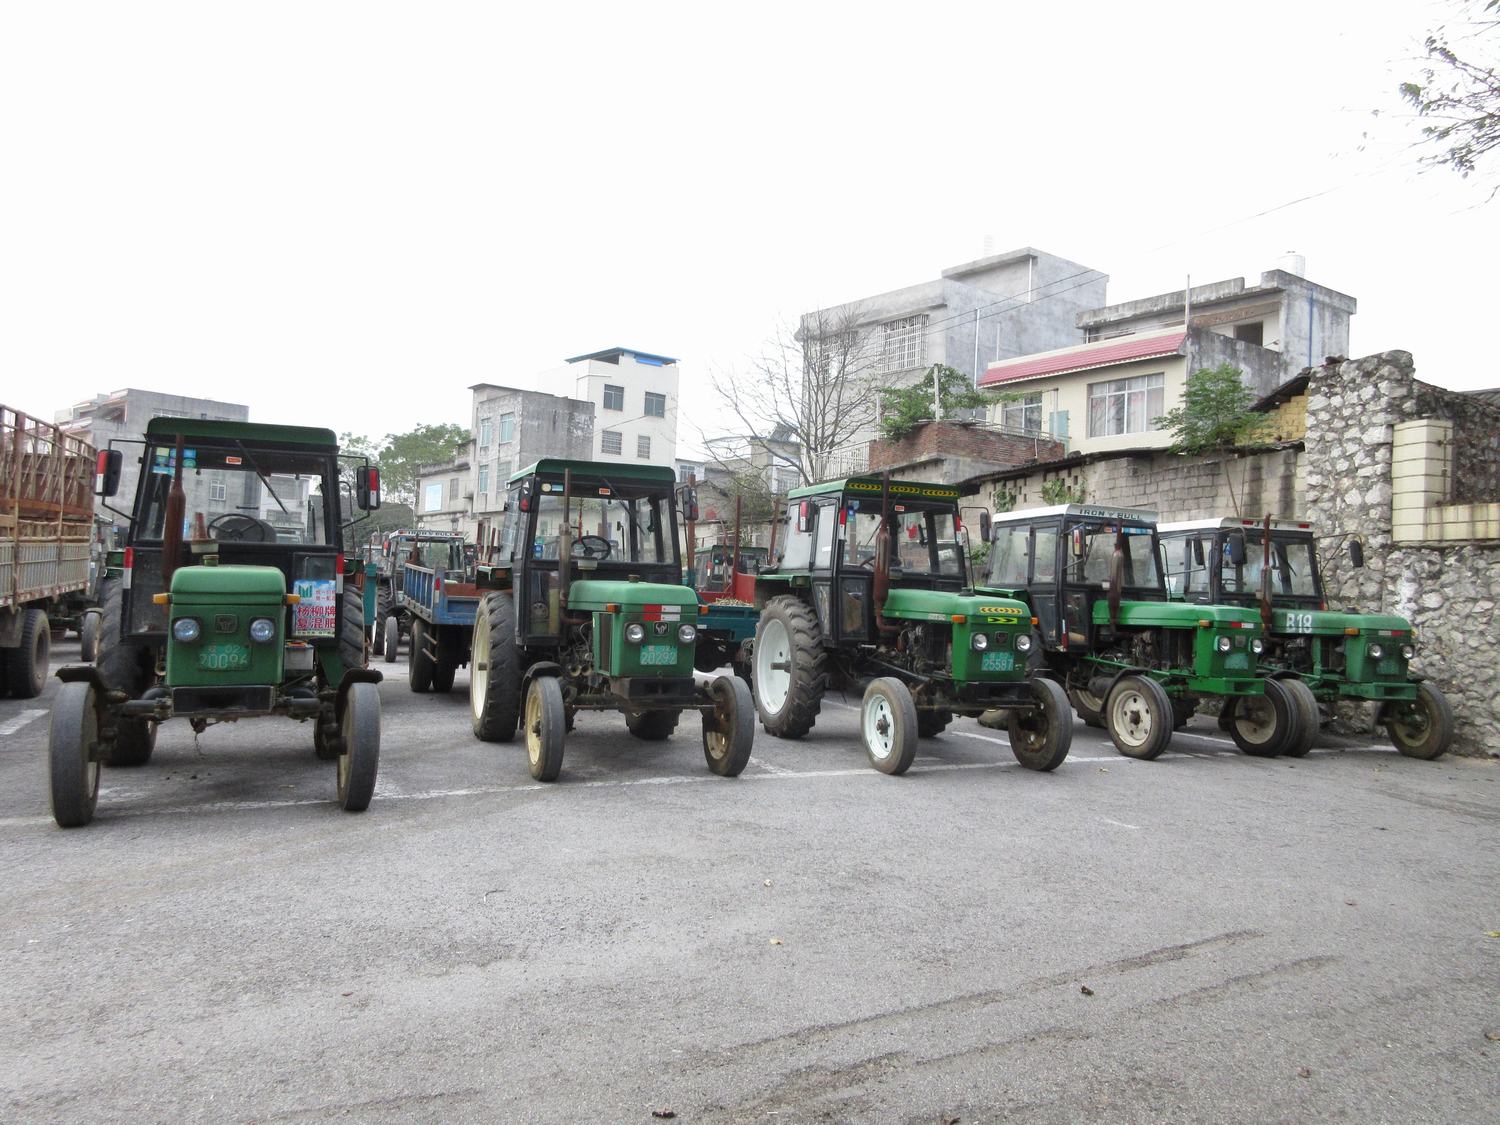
[1105,675,1173,760]
[471,593,520,742]
[49,681,101,828]
[337,682,380,812]
[861,677,918,775]
[753,596,826,739]
[1387,681,1455,760]
[524,676,566,782]
[79,610,101,663]
[1229,678,1299,757]
[702,675,754,777]
[383,615,400,664]
[1279,678,1321,758]
[1007,677,1073,772]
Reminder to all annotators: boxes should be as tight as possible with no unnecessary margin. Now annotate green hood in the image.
[1271,607,1412,636]
[884,587,1028,624]
[1095,600,1261,630]
[568,579,698,613]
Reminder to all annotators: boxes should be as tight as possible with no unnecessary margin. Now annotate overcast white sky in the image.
[3,1,1495,454]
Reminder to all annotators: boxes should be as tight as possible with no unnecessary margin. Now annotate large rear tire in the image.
[702,675,754,777]
[861,677,918,775]
[1230,678,1298,757]
[337,682,380,812]
[625,709,681,741]
[471,592,521,742]
[339,582,367,677]
[524,675,566,782]
[4,607,50,699]
[753,596,826,739]
[49,681,100,828]
[1007,677,1074,772]
[1387,680,1454,760]
[1105,674,1173,760]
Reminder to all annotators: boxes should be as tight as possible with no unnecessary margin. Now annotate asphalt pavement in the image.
[2,640,1497,1123]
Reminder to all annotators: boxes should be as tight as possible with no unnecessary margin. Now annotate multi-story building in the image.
[978,260,1358,456]
[414,455,474,537]
[539,347,680,468]
[468,383,594,542]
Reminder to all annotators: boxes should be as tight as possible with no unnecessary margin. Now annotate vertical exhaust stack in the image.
[161,435,187,587]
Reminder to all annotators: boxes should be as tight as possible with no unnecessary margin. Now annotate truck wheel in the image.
[1105,675,1173,760]
[1007,677,1074,772]
[471,592,520,742]
[1068,685,1107,729]
[1386,681,1455,760]
[383,615,400,664]
[4,608,50,699]
[702,675,754,777]
[104,718,156,767]
[1229,679,1301,757]
[861,677,918,775]
[337,681,380,812]
[524,675,566,782]
[408,619,434,692]
[430,662,457,694]
[626,708,680,741]
[917,709,952,738]
[753,596,826,739]
[1279,678,1321,758]
[49,681,100,828]
[79,610,101,663]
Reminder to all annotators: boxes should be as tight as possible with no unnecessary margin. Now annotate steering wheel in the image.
[208,513,276,543]
[572,534,613,560]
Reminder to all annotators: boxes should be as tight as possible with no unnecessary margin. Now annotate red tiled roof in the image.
[980,331,1186,386]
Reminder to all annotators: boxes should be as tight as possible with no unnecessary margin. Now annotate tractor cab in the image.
[1158,517,1326,610]
[692,544,766,604]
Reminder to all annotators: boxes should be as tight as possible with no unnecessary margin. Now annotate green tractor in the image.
[750,476,1072,775]
[467,459,755,781]
[978,504,1310,761]
[1158,516,1454,759]
[48,418,384,827]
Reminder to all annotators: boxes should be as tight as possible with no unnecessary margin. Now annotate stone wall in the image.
[1303,351,1500,757]
[868,420,1064,473]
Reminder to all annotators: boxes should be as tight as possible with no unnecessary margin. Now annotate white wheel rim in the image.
[526,685,543,765]
[756,618,791,714]
[863,692,895,761]
[1112,689,1154,748]
[471,614,489,720]
[1235,695,1277,745]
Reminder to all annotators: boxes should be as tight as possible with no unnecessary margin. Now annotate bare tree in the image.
[706,304,884,486]
[1399,2,1500,197]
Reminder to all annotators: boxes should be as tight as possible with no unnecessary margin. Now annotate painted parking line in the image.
[0,709,48,740]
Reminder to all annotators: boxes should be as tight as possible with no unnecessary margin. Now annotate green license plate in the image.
[639,644,677,667]
[1224,652,1250,671]
[1377,659,1403,676]
[198,643,251,671]
[980,651,1015,672]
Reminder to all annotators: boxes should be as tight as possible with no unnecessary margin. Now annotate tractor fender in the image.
[521,661,564,697]
[1085,666,1156,702]
[336,667,384,716]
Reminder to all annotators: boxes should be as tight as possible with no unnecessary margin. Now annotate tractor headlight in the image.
[1400,643,1415,659]
[249,617,276,644]
[971,632,989,651]
[172,617,201,643]
[1015,634,1032,654]
[1216,635,1232,652]
[1368,643,1384,660]
[1251,638,1264,654]
[625,623,646,644]
[677,623,697,644]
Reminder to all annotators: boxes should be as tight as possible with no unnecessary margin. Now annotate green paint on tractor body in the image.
[568,578,700,680]
[164,564,287,687]
[883,587,1032,684]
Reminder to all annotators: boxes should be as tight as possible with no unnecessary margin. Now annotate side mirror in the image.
[1191,539,1204,566]
[979,511,991,543]
[356,466,381,510]
[680,487,699,523]
[95,449,122,497]
[1349,539,1365,568]
[1226,530,1247,565]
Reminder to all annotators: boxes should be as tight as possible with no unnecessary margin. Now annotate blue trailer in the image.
[398,543,480,693]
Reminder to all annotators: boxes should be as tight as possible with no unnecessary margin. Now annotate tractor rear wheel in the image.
[1105,675,1173,760]
[4,607,50,699]
[1230,679,1298,757]
[916,709,952,738]
[626,709,680,741]
[339,582,367,674]
[1006,677,1073,771]
[471,593,520,742]
[337,682,380,812]
[1068,685,1107,729]
[1279,678,1321,758]
[408,619,434,692]
[861,677,918,775]
[702,675,754,777]
[49,681,100,828]
[1387,680,1454,760]
[753,596,826,739]
[524,675,566,782]
[95,578,155,767]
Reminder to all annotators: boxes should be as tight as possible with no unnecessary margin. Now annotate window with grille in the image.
[603,385,625,411]
[880,315,927,373]
[477,464,490,493]
[499,412,515,443]
[637,435,651,459]
[644,391,666,418]
[1001,393,1043,434]
[1087,373,1166,437]
[479,419,493,447]
[601,430,622,455]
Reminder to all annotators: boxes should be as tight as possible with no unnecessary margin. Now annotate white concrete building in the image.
[543,347,680,468]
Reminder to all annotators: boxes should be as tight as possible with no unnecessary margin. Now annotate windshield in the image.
[847,505,964,578]
[1223,533,1321,599]
[531,489,672,564]
[135,442,334,545]
[1064,521,1161,589]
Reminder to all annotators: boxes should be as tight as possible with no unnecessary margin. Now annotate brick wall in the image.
[867,421,1064,472]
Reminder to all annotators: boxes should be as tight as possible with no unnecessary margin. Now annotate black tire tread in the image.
[754,595,827,739]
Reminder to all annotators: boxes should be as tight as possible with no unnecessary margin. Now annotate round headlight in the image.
[1400,643,1415,659]
[172,617,201,643]
[1015,634,1033,654]
[971,632,989,651]
[625,622,646,644]
[677,623,697,644]
[1250,638,1264,654]
[1216,635,1232,652]
[249,617,276,644]
[1368,643,1384,660]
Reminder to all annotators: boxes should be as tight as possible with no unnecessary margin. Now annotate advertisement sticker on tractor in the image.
[292,578,337,636]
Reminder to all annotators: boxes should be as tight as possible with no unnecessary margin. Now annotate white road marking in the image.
[0,709,48,740]
[748,756,796,776]
[1099,817,1141,830]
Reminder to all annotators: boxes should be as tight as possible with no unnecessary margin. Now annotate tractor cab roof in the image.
[510,458,677,490]
[1158,516,1315,535]
[787,476,962,504]
[143,416,338,451]
[993,503,1158,526]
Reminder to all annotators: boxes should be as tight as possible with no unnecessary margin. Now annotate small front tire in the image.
[1006,677,1074,772]
[337,682,380,812]
[1230,679,1298,758]
[1105,675,1173,761]
[79,610,101,663]
[1279,678,1321,758]
[1387,680,1454,760]
[524,676,566,781]
[49,681,100,828]
[382,615,400,664]
[861,677,918,776]
[702,675,754,777]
